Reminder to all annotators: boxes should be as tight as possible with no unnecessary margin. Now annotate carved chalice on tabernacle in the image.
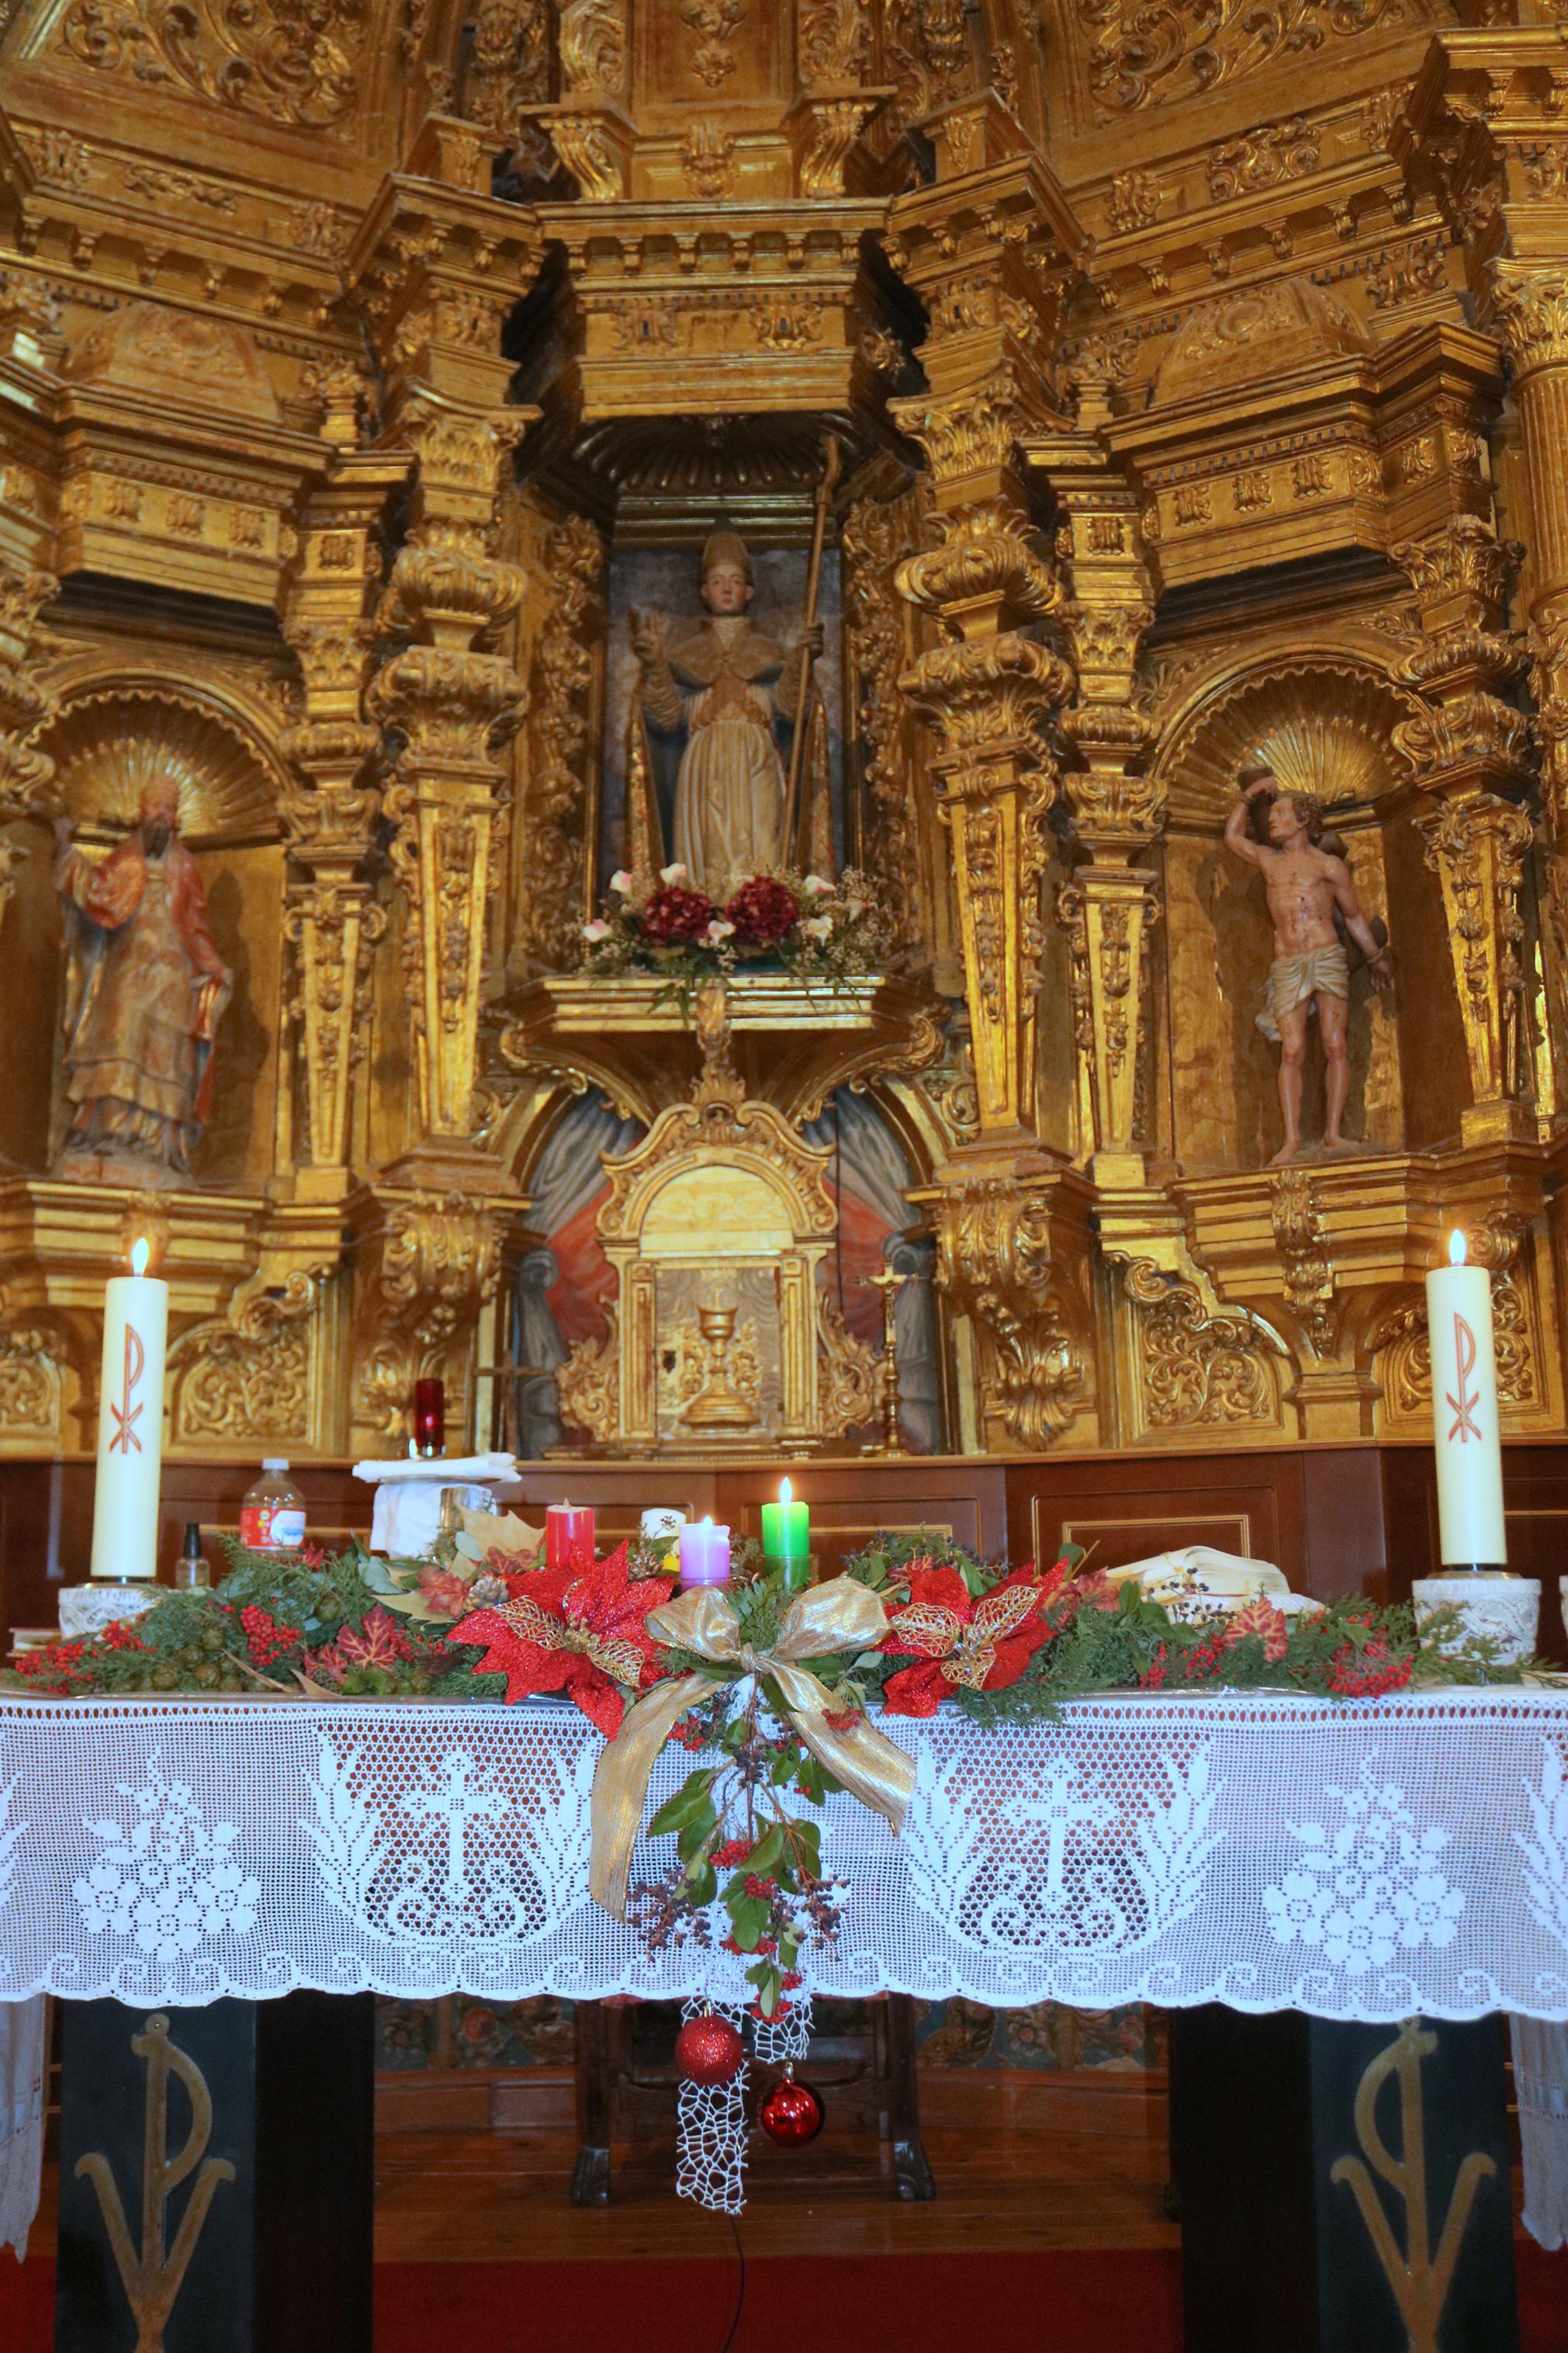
[678,1304,759,1434]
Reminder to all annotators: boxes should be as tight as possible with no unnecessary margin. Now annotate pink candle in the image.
[545,1502,595,1572]
[678,1516,731,1587]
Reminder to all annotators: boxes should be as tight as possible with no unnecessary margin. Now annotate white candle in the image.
[642,1507,686,1544]
[89,1237,169,1582]
[1425,1229,1507,1569]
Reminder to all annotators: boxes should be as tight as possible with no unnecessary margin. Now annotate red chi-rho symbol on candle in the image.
[1446,1312,1483,1446]
[109,1324,145,1456]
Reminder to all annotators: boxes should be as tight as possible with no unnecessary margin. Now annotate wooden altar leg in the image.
[55,1991,373,2353]
[880,1994,936,2201]
[1168,2006,1518,2353]
[571,1999,614,2207]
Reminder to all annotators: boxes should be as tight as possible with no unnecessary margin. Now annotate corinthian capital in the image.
[1489,262,1568,374]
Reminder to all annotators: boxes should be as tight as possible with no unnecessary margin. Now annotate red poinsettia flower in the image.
[879,1561,1064,1718]
[447,1541,676,1736]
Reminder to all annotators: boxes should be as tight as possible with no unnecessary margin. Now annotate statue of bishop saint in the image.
[54,777,232,1182]
[631,530,828,896]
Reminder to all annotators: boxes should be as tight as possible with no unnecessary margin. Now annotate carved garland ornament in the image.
[52,0,361,126]
[1079,0,1414,120]
[1120,1260,1277,1430]
[935,1184,1085,1450]
[171,1273,325,1447]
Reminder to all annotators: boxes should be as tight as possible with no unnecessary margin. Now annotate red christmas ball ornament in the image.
[757,2066,824,2147]
[676,2012,745,2087]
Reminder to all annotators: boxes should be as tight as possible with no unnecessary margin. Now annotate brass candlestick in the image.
[860,1268,911,1456]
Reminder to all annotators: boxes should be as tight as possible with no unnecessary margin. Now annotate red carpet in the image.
[2,2244,1566,2348]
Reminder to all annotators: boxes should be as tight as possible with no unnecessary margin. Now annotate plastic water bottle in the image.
[239,1461,306,1552]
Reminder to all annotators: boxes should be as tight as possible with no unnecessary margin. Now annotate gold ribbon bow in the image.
[589,1575,916,1920]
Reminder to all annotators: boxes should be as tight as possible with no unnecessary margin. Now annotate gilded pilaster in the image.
[349,137,543,1172]
[1405,36,1568,1123]
[1390,517,1535,1145]
[277,386,407,1191]
[888,158,1085,1145]
[0,556,57,921]
[1034,434,1161,1187]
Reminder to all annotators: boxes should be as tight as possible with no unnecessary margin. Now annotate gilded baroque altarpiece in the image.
[0,0,1566,1463]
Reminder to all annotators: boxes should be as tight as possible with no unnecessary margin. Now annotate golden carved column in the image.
[368,391,530,1167]
[1390,518,1536,1146]
[278,376,407,1193]
[888,158,1085,1148]
[1493,279,1568,1102]
[1407,36,1568,1116]
[349,133,543,1177]
[0,558,57,922]
[1035,433,1161,1187]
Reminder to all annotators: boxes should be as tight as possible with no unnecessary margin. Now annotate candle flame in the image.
[699,1515,713,1532]
[130,1237,150,1277]
[1449,1229,1467,1268]
[779,1475,792,1505]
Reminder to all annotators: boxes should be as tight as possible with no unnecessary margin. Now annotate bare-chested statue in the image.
[1223,765,1391,1166]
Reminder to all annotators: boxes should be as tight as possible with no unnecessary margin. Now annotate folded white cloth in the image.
[0,1996,44,2261]
[1107,1544,1291,1595]
[352,1454,516,1487]
[1514,2018,1568,2249]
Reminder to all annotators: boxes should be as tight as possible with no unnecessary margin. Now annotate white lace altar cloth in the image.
[2,1686,1568,2017]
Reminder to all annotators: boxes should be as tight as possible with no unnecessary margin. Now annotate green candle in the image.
[760,1478,810,1588]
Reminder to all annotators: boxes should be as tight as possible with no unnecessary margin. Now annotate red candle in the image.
[412,1379,445,1458]
[545,1502,595,1571]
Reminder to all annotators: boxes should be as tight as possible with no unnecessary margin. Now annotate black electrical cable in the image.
[718,2210,746,2353]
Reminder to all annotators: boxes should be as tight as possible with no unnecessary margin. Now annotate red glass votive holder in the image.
[546,1502,596,1571]
[413,1378,445,1458]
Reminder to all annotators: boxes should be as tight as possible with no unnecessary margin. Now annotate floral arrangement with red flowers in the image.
[446,1542,675,1737]
[579,863,884,992]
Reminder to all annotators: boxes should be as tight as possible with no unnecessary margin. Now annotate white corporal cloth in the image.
[353,1454,518,1558]
[5,1687,1568,2237]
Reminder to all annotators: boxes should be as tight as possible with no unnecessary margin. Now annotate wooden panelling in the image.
[4,1445,1564,1658]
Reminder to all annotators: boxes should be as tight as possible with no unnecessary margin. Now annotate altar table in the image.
[4,1684,1566,2348]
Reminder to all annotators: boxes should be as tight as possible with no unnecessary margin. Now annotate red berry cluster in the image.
[1327,1637,1412,1699]
[240,1605,299,1669]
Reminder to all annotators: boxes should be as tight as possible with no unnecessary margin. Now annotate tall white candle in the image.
[1425,1229,1507,1569]
[89,1237,169,1583]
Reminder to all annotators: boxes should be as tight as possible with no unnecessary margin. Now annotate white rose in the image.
[800,915,833,942]
[660,862,690,885]
[609,869,634,894]
[582,918,612,943]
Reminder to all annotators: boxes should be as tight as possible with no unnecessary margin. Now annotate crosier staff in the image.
[781,431,842,865]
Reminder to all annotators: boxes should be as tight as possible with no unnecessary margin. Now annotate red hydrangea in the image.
[641,884,718,946]
[724,876,799,947]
